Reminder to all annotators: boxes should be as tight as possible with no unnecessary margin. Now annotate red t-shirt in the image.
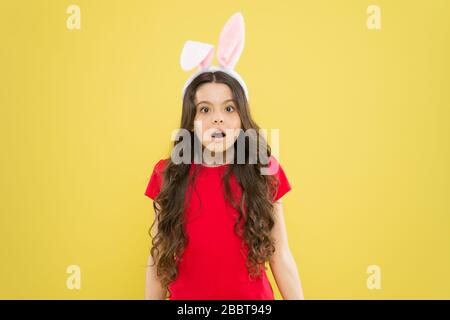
[144,155,292,300]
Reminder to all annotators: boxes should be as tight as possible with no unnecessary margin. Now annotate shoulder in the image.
[266,155,292,202]
[266,154,282,175]
[152,158,170,175]
[155,158,170,169]
[268,154,280,167]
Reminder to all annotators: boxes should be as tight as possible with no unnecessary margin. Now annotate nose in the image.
[213,114,224,124]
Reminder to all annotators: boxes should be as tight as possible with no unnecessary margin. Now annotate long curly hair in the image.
[148,71,280,299]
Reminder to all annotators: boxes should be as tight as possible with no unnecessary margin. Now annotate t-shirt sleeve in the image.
[267,155,292,203]
[144,159,167,200]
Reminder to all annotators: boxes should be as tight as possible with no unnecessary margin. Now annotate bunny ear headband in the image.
[180,12,249,101]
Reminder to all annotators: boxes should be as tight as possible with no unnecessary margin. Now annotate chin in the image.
[204,145,226,153]
[203,142,234,154]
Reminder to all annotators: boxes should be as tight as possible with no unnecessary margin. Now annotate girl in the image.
[144,12,304,300]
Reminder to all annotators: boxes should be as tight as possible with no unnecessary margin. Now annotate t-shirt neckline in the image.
[198,163,230,169]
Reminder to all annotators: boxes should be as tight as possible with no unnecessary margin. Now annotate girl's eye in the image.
[225,105,235,112]
[199,105,234,113]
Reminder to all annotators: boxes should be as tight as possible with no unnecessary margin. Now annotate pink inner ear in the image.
[199,47,215,69]
[216,12,245,69]
[224,38,243,67]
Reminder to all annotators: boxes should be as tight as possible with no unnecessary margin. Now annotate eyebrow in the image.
[195,99,235,107]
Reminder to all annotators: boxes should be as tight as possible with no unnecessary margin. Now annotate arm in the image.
[145,202,168,300]
[269,199,305,300]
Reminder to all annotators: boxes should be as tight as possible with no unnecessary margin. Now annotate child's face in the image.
[193,82,242,154]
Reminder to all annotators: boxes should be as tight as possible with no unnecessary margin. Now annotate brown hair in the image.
[149,71,279,299]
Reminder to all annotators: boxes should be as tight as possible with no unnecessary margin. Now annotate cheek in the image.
[227,113,242,129]
[194,113,208,131]
[193,112,201,122]
[225,115,241,141]
[193,117,210,142]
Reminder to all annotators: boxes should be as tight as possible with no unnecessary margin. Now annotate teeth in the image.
[212,132,225,138]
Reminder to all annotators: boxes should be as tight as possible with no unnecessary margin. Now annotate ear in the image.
[180,40,215,71]
[216,12,245,69]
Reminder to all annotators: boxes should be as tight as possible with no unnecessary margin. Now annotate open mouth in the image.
[211,131,226,139]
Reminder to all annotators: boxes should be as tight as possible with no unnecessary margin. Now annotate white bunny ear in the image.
[216,12,245,69]
[180,40,215,71]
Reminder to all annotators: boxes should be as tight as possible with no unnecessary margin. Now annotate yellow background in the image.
[1,0,449,299]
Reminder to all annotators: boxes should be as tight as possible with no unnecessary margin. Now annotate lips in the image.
[211,130,226,139]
